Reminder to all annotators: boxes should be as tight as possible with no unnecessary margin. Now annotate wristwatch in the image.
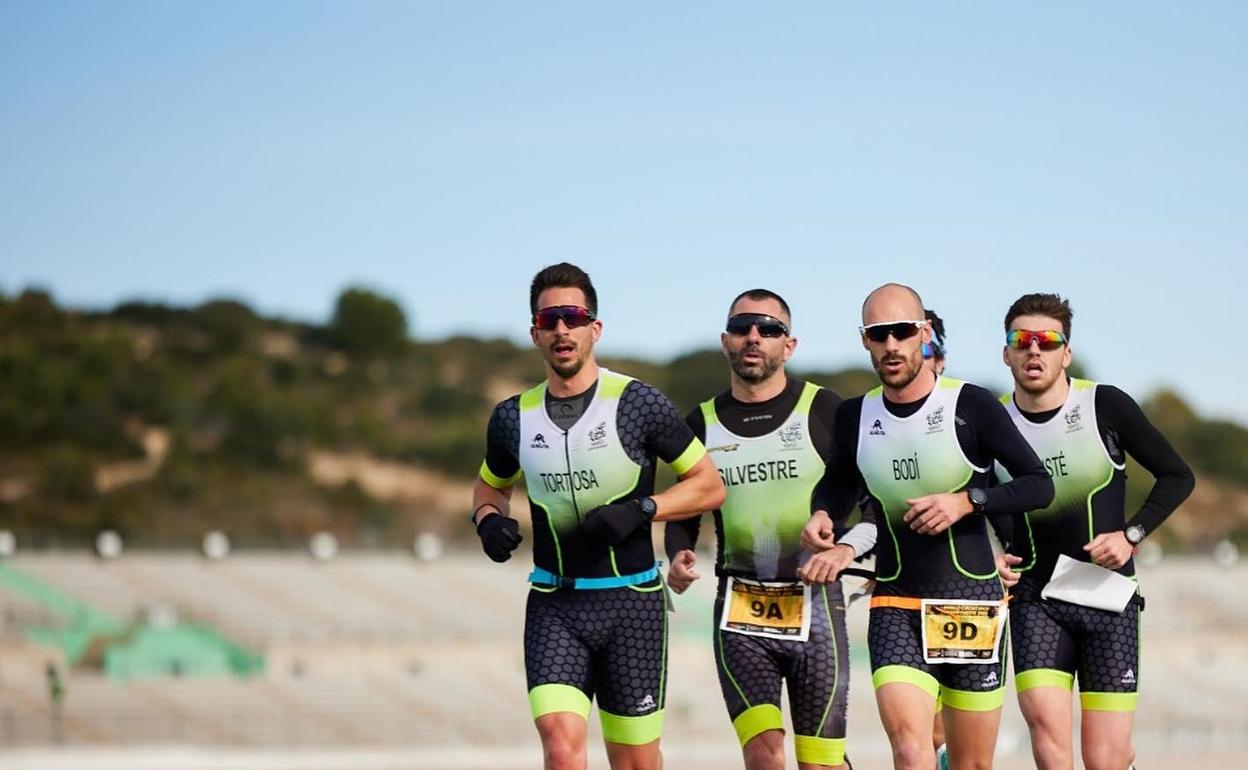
[967,488,988,513]
[1124,524,1146,546]
[638,496,658,519]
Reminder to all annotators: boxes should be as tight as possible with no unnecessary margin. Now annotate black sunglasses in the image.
[859,320,926,343]
[726,313,789,338]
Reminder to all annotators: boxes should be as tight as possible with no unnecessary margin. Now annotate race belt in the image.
[869,595,1008,665]
[719,577,812,642]
[528,564,659,590]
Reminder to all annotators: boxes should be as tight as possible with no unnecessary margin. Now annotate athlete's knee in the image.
[742,730,786,770]
[605,742,662,770]
[1081,739,1134,770]
[543,737,586,770]
[888,736,932,770]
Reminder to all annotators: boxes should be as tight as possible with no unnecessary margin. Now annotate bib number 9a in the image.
[720,578,812,642]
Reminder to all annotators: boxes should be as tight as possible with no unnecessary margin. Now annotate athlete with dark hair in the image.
[995,293,1193,770]
[665,289,871,770]
[472,262,725,770]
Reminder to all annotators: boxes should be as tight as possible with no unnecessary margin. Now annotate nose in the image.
[745,324,763,342]
[1027,338,1043,353]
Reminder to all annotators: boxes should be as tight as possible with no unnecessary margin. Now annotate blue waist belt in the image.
[528,564,659,590]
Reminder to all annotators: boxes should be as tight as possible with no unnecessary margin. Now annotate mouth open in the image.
[552,341,576,359]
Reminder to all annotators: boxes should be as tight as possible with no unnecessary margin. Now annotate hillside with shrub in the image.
[1,288,1243,550]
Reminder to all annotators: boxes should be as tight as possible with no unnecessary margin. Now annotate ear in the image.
[1062,344,1072,371]
[720,332,732,360]
[922,324,932,344]
[590,319,603,344]
[1002,346,1010,367]
[860,333,870,352]
[784,335,797,361]
[530,326,540,347]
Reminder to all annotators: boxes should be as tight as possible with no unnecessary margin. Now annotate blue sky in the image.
[2,2,1245,421]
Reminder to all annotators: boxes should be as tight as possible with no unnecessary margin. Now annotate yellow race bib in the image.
[719,578,811,641]
[920,599,1007,664]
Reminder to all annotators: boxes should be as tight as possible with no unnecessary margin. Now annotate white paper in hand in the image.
[1040,554,1138,613]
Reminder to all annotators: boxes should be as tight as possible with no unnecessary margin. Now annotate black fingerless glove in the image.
[476,513,523,563]
[582,499,655,547]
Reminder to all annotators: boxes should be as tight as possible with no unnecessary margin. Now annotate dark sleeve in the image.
[812,398,867,532]
[1097,385,1195,538]
[481,396,521,485]
[957,385,1054,516]
[665,407,708,559]
[984,467,1016,548]
[624,381,701,466]
[809,387,843,463]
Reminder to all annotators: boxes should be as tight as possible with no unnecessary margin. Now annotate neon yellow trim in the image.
[700,399,718,427]
[1080,692,1138,712]
[718,627,751,713]
[732,704,783,747]
[814,585,841,741]
[599,371,633,399]
[532,498,562,575]
[600,708,664,745]
[938,376,961,390]
[795,736,846,766]
[1072,378,1096,392]
[998,392,1012,406]
[519,383,544,411]
[1016,668,1074,692]
[668,438,707,476]
[478,460,521,489]
[871,665,939,698]
[529,683,591,720]
[795,381,821,415]
[941,685,1005,712]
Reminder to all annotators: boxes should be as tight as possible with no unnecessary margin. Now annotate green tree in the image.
[329,287,409,358]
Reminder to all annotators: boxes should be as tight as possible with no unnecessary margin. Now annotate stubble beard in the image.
[873,349,924,390]
[729,345,781,384]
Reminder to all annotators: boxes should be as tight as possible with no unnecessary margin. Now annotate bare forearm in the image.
[652,456,725,522]
[472,478,513,520]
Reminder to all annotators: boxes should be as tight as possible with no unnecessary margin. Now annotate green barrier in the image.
[0,563,264,679]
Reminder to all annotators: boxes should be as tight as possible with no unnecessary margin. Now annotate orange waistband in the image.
[869,595,1012,610]
[870,595,921,610]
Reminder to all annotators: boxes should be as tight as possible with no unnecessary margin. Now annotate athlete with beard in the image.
[665,289,873,770]
[994,293,1193,770]
[471,262,725,770]
[800,283,1053,770]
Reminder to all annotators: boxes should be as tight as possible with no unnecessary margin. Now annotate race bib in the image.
[719,578,811,642]
[920,599,1007,665]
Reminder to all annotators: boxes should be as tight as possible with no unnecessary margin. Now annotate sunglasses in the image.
[533,305,596,330]
[725,313,790,338]
[859,320,926,343]
[1006,329,1067,351]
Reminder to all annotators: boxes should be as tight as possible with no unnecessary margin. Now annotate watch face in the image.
[970,488,988,507]
[639,497,657,515]
[1126,526,1145,545]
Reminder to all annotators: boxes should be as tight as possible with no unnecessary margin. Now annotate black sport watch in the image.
[967,488,988,513]
[1124,524,1145,546]
[638,496,658,519]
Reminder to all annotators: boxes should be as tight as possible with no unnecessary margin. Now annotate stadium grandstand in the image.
[1,547,1246,769]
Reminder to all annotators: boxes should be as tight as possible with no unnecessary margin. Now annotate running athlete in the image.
[994,293,1194,770]
[664,289,874,770]
[471,263,725,770]
[923,309,947,377]
[800,283,1054,770]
